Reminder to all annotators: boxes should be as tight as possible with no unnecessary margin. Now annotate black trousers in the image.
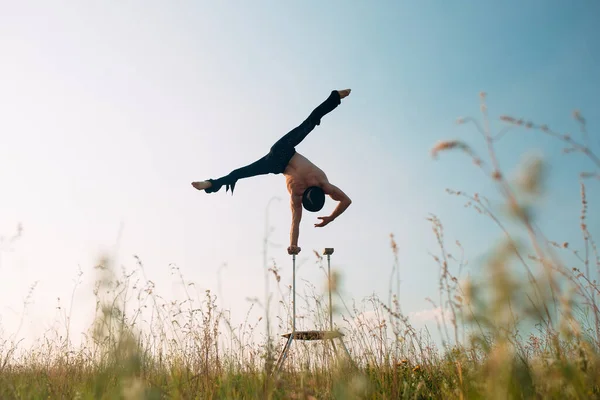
[206,90,342,194]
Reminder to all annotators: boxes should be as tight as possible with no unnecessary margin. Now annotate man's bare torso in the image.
[283,152,329,196]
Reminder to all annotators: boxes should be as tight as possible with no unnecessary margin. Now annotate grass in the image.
[1,93,599,398]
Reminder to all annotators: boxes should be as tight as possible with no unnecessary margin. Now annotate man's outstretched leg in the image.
[270,89,351,151]
[192,154,272,194]
[262,89,351,174]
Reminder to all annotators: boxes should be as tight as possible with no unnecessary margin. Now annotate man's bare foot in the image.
[338,89,351,99]
[192,181,212,191]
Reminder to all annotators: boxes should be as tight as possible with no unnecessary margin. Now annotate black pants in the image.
[206,90,342,194]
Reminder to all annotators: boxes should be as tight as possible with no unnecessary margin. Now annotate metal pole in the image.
[292,253,296,334]
[274,251,297,373]
[323,248,335,331]
[327,253,333,331]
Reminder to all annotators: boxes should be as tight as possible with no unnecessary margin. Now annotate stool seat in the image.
[282,330,344,341]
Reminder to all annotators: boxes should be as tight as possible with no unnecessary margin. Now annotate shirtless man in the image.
[191,89,353,255]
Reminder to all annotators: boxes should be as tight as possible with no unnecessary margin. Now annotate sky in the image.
[1,1,599,351]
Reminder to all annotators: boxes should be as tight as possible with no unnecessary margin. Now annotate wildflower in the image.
[390,233,398,256]
[430,140,471,159]
[580,172,599,180]
[573,109,586,125]
[500,115,516,123]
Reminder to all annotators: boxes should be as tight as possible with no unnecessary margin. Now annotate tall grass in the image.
[1,93,598,398]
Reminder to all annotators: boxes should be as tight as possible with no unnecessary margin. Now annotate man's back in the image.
[283,152,329,196]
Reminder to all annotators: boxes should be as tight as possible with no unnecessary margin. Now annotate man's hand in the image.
[314,216,334,228]
[287,245,301,255]
[319,183,351,224]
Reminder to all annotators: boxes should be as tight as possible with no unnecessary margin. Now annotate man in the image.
[192,89,353,255]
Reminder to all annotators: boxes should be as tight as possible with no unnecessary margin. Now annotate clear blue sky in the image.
[0,1,598,348]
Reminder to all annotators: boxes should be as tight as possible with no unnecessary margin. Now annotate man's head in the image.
[302,186,325,212]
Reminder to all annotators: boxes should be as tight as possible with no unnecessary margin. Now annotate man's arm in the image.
[289,194,303,252]
[315,183,352,227]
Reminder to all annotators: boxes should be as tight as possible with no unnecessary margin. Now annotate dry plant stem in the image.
[579,182,600,342]
[480,95,561,328]
[453,116,562,332]
[437,95,599,354]
[500,115,600,169]
[387,234,403,361]
[543,182,600,343]
[451,190,552,323]
[447,241,471,345]
[428,216,459,347]
[499,113,599,339]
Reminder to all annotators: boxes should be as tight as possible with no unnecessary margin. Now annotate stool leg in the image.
[275,334,293,373]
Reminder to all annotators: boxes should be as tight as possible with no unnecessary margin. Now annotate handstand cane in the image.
[274,248,300,372]
[274,247,354,374]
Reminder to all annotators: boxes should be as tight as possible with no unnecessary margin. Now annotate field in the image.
[1,94,599,399]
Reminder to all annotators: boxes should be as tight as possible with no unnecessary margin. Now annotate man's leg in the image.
[270,89,349,151]
[192,154,274,194]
